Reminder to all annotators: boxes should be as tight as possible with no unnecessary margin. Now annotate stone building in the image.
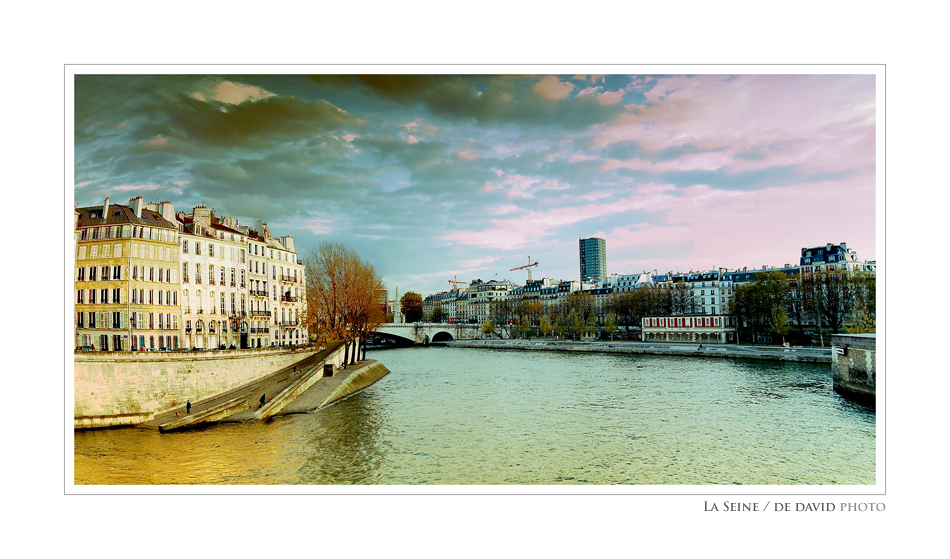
[177,205,249,349]
[641,315,736,344]
[177,206,308,349]
[75,197,182,351]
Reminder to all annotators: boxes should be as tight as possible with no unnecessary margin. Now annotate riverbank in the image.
[446,338,831,363]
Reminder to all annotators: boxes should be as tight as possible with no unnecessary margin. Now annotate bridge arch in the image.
[431,331,454,343]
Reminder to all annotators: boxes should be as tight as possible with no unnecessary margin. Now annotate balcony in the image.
[184,307,192,314]
[281,321,298,327]
[185,328,192,334]
[209,278,216,285]
[250,309,270,317]
[281,295,298,303]
[197,308,203,314]
[183,275,190,283]
[279,275,297,283]
[230,281,236,287]
[196,277,202,284]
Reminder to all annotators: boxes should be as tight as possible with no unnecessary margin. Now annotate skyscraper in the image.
[579,237,606,282]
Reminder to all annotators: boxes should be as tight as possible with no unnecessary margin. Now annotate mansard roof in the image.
[76,203,176,230]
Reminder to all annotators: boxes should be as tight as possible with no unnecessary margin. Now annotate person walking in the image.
[186,400,191,414]
[259,394,266,409]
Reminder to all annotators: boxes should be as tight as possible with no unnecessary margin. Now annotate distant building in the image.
[579,237,606,282]
[641,315,736,344]
[800,242,873,273]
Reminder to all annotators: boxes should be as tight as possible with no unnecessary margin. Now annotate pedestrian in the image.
[186,400,191,414]
[259,394,266,409]
[698,344,703,350]
[293,366,297,373]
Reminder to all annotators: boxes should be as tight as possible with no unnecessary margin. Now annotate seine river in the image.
[74,346,875,485]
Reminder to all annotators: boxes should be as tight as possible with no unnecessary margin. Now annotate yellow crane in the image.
[509,256,539,282]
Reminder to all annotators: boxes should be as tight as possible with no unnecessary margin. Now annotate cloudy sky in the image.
[73,72,876,296]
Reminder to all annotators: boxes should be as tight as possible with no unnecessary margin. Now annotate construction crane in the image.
[509,256,539,282]
[448,275,466,288]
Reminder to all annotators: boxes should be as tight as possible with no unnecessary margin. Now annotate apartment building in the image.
[177,205,250,349]
[75,197,182,351]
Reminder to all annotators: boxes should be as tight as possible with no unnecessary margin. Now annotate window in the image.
[113,288,121,303]
[113,312,121,329]
[77,290,84,304]
[209,243,214,257]
[196,242,201,255]
[182,239,188,254]
[77,267,85,281]
[78,312,85,328]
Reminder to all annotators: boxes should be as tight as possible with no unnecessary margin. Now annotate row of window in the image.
[77,311,179,330]
[182,239,246,263]
[643,316,727,328]
[80,225,176,243]
[76,265,177,284]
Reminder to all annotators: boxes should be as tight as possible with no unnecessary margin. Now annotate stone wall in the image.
[831,334,876,400]
[74,346,320,422]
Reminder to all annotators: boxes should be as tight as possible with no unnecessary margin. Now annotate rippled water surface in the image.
[74,347,876,485]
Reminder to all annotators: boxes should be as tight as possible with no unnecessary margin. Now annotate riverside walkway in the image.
[447,338,832,363]
[139,341,388,432]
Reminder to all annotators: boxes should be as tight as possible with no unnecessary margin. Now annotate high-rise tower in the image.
[579,237,606,282]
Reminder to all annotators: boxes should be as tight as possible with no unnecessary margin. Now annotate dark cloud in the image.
[313,75,625,130]
[163,94,361,149]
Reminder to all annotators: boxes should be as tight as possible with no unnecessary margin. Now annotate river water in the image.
[73,346,875,485]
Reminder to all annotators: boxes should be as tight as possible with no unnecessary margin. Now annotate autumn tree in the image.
[304,242,385,366]
[400,291,423,323]
[550,292,598,340]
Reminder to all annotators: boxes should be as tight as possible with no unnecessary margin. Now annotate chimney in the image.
[158,201,175,223]
[129,196,143,218]
[840,242,847,250]
[103,197,110,219]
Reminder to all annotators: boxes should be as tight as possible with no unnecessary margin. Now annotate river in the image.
[73,346,875,485]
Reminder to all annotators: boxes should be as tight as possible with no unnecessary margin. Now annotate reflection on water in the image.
[74,346,875,485]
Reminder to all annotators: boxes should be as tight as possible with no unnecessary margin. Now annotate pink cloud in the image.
[534,76,574,100]
[595,75,875,174]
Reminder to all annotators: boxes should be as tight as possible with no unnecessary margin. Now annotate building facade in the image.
[75,197,182,351]
[579,237,606,282]
[641,315,736,344]
[75,197,306,352]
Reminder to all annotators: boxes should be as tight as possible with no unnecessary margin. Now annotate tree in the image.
[802,269,852,335]
[304,242,385,365]
[480,319,496,338]
[431,303,446,324]
[539,315,553,338]
[400,291,423,323]
[604,312,618,341]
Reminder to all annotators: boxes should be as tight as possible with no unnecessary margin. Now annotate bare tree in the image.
[304,242,385,366]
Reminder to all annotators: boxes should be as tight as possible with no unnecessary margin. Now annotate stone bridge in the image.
[374,322,481,344]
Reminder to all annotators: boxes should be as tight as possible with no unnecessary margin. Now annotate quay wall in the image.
[446,339,831,364]
[831,334,876,401]
[74,346,320,424]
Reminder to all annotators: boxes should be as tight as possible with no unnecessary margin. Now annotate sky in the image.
[73,72,876,297]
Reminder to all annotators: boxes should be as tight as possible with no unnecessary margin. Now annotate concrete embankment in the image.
[75,345,324,427]
[447,339,831,364]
